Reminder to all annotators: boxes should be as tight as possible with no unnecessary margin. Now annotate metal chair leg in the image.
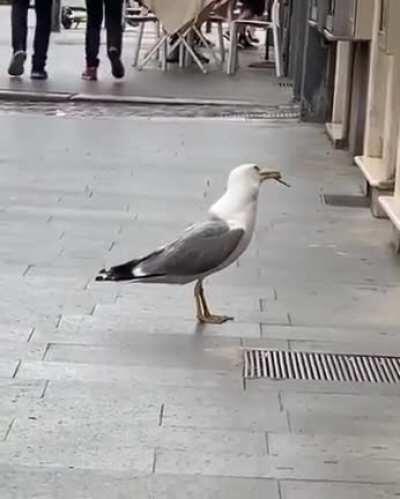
[133,21,145,67]
[161,37,167,71]
[179,43,185,68]
[217,21,225,63]
[137,34,168,70]
[272,22,282,77]
[227,22,237,75]
[155,20,161,61]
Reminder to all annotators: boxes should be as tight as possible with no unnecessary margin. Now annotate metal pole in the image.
[51,0,62,32]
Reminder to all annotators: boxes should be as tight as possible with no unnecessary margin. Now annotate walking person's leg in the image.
[8,0,29,76]
[104,0,124,78]
[82,0,103,80]
[31,0,53,79]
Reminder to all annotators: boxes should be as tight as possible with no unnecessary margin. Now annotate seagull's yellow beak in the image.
[259,170,291,187]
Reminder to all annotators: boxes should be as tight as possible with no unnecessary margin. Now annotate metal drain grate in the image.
[323,194,369,208]
[244,349,400,384]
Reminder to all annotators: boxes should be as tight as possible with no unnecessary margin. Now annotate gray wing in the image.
[138,219,244,277]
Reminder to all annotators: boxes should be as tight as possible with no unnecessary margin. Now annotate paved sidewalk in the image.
[0,6,292,105]
[0,102,400,498]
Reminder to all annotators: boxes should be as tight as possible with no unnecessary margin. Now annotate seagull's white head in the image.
[227,163,290,195]
[209,164,289,225]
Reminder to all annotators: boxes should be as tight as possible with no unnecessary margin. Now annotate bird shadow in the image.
[193,322,207,335]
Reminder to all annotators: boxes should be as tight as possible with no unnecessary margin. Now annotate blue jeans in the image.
[85,0,123,67]
[11,0,52,70]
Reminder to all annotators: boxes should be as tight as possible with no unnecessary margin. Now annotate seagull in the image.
[96,164,289,324]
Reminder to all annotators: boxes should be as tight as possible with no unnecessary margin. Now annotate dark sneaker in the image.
[8,50,26,76]
[81,66,98,81]
[108,48,125,79]
[31,69,49,80]
[30,68,48,80]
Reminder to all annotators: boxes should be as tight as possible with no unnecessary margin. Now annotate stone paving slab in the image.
[288,338,400,356]
[155,427,267,457]
[42,336,242,371]
[156,449,400,482]
[162,401,287,432]
[0,341,46,362]
[56,313,262,339]
[260,323,400,344]
[16,360,241,390]
[92,303,290,327]
[245,377,400,397]
[269,432,400,461]
[287,409,400,437]
[282,391,400,417]
[280,480,400,499]
[0,466,280,499]
[0,438,154,473]
[265,284,400,329]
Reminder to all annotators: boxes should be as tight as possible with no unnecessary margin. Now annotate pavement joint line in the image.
[27,328,36,343]
[12,360,22,379]
[278,477,400,486]
[55,315,63,329]
[265,432,270,455]
[41,343,52,361]
[158,404,164,427]
[40,380,50,399]
[22,264,33,277]
[277,392,284,412]
[152,448,157,474]
[2,418,16,442]
[277,480,283,499]
[286,410,292,433]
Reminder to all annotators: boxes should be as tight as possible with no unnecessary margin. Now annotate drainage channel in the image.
[244,349,400,384]
[0,100,300,120]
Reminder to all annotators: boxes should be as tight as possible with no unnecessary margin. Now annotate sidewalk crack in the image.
[3,418,15,442]
[12,360,22,379]
[40,380,50,399]
[158,404,165,426]
[152,448,157,473]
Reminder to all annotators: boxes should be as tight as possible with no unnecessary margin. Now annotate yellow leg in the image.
[194,280,233,325]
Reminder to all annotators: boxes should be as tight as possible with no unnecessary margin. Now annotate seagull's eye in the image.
[254,166,260,172]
